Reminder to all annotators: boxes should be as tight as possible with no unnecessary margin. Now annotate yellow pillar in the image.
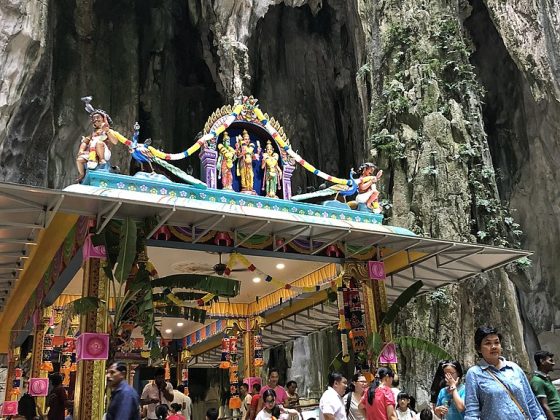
[74,258,109,420]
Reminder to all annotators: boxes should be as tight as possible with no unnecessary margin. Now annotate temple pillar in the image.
[74,258,109,420]
[200,148,218,189]
[342,261,389,338]
[242,319,255,379]
[282,163,295,200]
[4,346,16,401]
[29,309,51,413]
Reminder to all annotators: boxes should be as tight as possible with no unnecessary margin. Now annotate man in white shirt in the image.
[173,384,192,420]
[140,367,174,420]
[319,372,348,420]
[240,383,252,420]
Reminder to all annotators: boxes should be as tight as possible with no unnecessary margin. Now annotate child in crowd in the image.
[168,403,186,420]
[396,392,416,419]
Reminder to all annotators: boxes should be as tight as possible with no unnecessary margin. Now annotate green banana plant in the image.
[367,280,452,364]
[67,217,242,362]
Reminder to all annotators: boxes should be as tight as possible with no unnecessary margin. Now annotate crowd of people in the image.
[11,326,559,420]
[319,326,560,420]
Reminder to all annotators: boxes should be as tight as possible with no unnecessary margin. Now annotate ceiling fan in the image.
[211,252,249,276]
[171,252,249,276]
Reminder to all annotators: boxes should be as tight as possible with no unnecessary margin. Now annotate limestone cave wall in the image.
[1,0,559,405]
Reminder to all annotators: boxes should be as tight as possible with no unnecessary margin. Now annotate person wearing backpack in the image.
[342,374,367,420]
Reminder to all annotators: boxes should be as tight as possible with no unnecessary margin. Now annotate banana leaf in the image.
[114,218,137,283]
[153,291,207,302]
[151,274,240,297]
[393,336,452,360]
[328,351,344,372]
[379,280,423,326]
[69,296,103,314]
[156,305,207,324]
[367,331,384,356]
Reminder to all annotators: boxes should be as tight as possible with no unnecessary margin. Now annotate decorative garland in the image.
[162,288,215,308]
[228,332,241,409]
[11,368,22,399]
[343,285,367,353]
[40,326,55,372]
[219,336,231,369]
[108,98,353,186]
[254,329,264,367]
[336,287,350,363]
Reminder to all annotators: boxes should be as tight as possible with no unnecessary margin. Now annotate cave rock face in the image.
[1,0,560,404]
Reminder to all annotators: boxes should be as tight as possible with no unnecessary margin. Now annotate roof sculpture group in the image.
[78,95,384,215]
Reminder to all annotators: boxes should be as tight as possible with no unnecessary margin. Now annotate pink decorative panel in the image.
[29,378,49,396]
[368,261,386,280]
[378,343,398,364]
[76,333,109,361]
[83,234,107,260]
[2,401,18,415]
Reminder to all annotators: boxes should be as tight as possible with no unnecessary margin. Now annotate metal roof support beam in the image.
[192,215,228,243]
[0,221,44,229]
[236,221,270,247]
[411,265,456,283]
[96,201,122,234]
[312,231,351,255]
[455,254,526,283]
[0,191,44,210]
[347,235,389,258]
[147,208,176,238]
[0,208,42,214]
[274,224,309,237]
[0,252,24,258]
[406,243,455,266]
[273,226,310,251]
[436,247,485,267]
[0,239,36,245]
[381,239,423,261]
[44,195,65,228]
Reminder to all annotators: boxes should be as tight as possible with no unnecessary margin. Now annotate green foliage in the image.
[114,218,137,283]
[357,63,371,80]
[379,280,424,326]
[69,296,103,316]
[394,336,452,360]
[151,274,240,297]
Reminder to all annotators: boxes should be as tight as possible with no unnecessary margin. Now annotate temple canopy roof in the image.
[0,180,530,313]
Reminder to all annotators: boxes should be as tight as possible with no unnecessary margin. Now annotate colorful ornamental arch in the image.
[111,96,354,190]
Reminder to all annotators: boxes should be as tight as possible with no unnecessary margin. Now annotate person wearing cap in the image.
[105,362,140,420]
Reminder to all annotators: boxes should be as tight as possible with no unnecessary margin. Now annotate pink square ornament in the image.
[378,343,398,364]
[368,261,386,280]
[29,378,49,396]
[76,333,109,361]
[82,234,107,260]
[2,401,18,416]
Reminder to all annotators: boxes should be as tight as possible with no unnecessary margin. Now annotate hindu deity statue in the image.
[217,132,236,190]
[261,140,282,198]
[235,129,261,194]
[76,109,118,182]
[355,162,383,213]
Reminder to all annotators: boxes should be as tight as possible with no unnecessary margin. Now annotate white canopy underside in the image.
[0,182,530,311]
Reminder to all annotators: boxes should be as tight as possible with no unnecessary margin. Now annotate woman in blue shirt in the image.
[464,326,545,420]
[433,360,465,419]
